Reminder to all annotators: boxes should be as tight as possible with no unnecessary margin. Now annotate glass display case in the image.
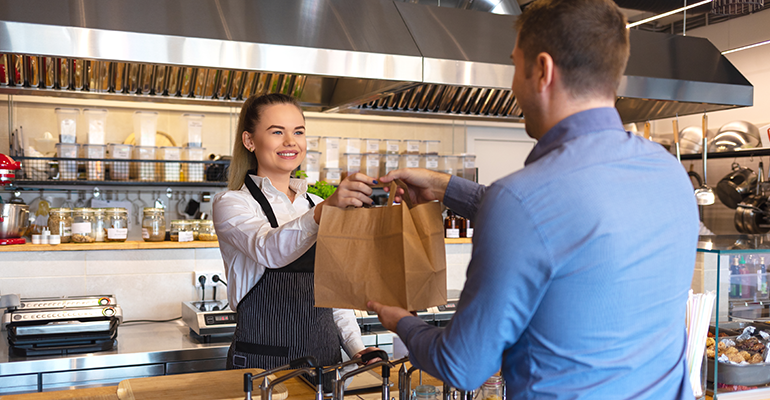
[697,235,770,398]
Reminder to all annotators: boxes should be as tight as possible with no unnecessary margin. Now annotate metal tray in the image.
[708,335,770,386]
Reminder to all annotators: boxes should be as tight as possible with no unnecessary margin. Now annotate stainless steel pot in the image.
[0,203,29,239]
[734,195,770,234]
[709,121,761,152]
[717,163,758,209]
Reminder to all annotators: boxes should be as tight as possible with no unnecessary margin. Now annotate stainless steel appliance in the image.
[2,295,122,356]
[181,300,236,342]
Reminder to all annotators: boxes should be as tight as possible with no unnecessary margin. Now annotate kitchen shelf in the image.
[0,240,220,252]
[680,148,770,160]
[445,238,472,244]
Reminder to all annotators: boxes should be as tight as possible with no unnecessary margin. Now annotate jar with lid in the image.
[192,219,201,240]
[105,208,129,242]
[444,210,460,239]
[412,385,439,400]
[142,207,166,242]
[170,220,194,242]
[72,208,96,243]
[48,208,73,243]
[93,208,106,242]
[198,220,218,241]
[480,376,504,400]
[460,217,474,238]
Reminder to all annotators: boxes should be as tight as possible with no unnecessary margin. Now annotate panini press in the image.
[2,295,122,356]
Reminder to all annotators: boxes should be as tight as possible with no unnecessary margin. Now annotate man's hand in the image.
[367,300,414,332]
[378,168,451,205]
[314,173,377,224]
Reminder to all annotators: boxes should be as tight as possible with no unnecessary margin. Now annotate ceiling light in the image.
[626,0,714,28]
[721,39,770,54]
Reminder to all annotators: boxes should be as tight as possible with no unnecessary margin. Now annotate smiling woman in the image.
[211,93,382,390]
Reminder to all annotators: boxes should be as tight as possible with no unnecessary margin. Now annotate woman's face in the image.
[245,103,306,180]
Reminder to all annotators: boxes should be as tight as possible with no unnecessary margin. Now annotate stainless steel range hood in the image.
[0,0,753,123]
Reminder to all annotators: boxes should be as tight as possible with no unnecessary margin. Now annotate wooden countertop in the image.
[0,364,441,400]
[0,238,471,252]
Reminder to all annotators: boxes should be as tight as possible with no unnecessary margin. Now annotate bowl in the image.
[709,121,761,152]
[0,203,30,239]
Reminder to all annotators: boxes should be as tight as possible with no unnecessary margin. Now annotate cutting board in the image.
[116,369,288,400]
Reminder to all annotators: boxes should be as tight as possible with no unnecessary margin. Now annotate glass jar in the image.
[480,376,504,400]
[72,208,96,243]
[142,207,166,242]
[170,220,194,242]
[93,208,106,242]
[444,210,460,239]
[48,208,73,243]
[412,385,439,400]
[460,217,474,238]
[105,208,129,242]
[192,219,201,240]
[198,220,218,241]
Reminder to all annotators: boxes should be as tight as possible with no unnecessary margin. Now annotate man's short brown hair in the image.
[515,0,630,99]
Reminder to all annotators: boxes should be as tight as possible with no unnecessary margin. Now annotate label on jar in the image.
[426,159,439,169]
[445,228,460,239]
[367,158,379,167]
[71,222,91,235]
[107,228,128,239]
[113,146,131,159]
[406,142,420,153]
[464,160,475,168]
[63,226,72,237]
[406,157,419,168]
[466,228,474,238]
[387,143,399,153]
[386,157,399,168]
[142,228,150,239]
[348,157,361,168]
[178,231,194,242]
[327,170,341,181]
[366,142,379,153]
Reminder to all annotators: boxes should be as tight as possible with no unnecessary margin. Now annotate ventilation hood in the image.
[0,0,753,123]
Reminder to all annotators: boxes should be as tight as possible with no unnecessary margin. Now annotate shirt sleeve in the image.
[443,176,487,220]
[396,183,553,390]
[213,192,319,270]
[334,308,365,357]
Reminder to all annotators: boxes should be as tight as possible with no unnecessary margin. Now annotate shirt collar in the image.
[525,107,625,166]
[242,174,309,197]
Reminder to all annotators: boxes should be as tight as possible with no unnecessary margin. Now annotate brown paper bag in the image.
[314,180,447,311]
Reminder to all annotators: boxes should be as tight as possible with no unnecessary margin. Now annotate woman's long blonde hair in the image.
[227,93,304,190]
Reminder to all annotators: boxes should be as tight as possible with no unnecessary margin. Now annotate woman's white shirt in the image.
[212,175,364,357]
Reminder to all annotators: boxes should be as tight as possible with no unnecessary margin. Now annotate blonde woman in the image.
[213,94,379,384]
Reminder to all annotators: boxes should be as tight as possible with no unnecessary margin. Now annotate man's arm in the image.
[372,184,553,390]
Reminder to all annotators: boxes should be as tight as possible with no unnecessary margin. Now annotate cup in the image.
[31,235,42,245]
[48,235,61,245]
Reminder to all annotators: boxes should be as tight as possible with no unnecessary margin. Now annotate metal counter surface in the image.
[0,320,230,376]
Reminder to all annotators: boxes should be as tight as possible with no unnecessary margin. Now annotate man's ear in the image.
[535,52,555,93]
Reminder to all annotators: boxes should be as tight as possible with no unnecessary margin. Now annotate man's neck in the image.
[529,96,616,141]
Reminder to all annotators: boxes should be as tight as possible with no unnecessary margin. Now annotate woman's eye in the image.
[294,131,304,136]
[272,130,283,135]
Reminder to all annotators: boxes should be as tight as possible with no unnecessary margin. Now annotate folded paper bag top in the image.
[314,179,447,311]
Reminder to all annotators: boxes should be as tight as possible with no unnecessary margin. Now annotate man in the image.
[371,0,699,398]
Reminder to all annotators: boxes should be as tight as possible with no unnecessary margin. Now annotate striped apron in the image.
[227,172,342,390]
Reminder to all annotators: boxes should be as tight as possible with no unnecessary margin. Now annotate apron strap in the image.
[244,171,316,228]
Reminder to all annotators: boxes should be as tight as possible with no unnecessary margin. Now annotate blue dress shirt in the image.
[397,108,699,399]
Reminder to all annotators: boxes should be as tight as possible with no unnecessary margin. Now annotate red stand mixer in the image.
[0,153,28,245]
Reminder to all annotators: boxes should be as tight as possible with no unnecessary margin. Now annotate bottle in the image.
[461,217,474,238]
[730,257,740,299]
[444,210,460,239]
[739,256,753,299]
[757,257,768,299]
[412,385,439,400]
[481,375,504,400]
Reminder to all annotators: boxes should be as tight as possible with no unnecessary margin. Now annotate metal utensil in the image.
[673,116,680,162]
[695,113,716,206]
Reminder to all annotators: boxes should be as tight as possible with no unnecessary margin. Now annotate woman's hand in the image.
[353,346,384,366]
[314,173,377,224]
[379,168,451,205]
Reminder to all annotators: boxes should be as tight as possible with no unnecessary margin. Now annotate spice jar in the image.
[93,208,106,242]
[72,208,96,243]
[480,376,504,400]
[170,220,194,242]
[460,217,474,238]
[198,220,218,241]
[105,208,129,242]
[142,207,166,242]
[444,210,460,239]
[48,208,73,243]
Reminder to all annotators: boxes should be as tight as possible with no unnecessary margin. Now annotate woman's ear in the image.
[242,131,254,152]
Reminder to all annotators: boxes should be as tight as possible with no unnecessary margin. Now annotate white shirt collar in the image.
[242,174,309,197]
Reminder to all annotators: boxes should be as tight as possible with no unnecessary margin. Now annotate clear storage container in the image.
[84,108,107,144]
[158,146,182,182]
[82,144,106,181]
[302,151,321,184]
[56,143,79,181]
[384,139,401,154]
[383,154,400,175]
[182,146,206,182]
[108,143,132,181]
[170,220,194,242]
[460,154,477,182]
[322,168,342,185]
[342,152,362,179]
[105,208,128,242]
[422,154,439,171]
[343,138,361,154]
[306,136,320,151]
[181,113,204,147]
[93,208,106,242]
[133,111,158,147]
[423,140,440,155]
[142,207,166,242]
[404,140,421,154]
[55,108,78,143]
[72,208,96,243]
[132,146,158,181]
[364,153,381,177]
[400,154,420,169]
[48,208,72,243]
[321,137,340,168]
[198,220,218,241]
[480,376,504,400]
[364,138,381,154]
[439,155,459,175]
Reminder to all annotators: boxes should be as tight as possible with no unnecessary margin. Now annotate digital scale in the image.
[181,300,236,342]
